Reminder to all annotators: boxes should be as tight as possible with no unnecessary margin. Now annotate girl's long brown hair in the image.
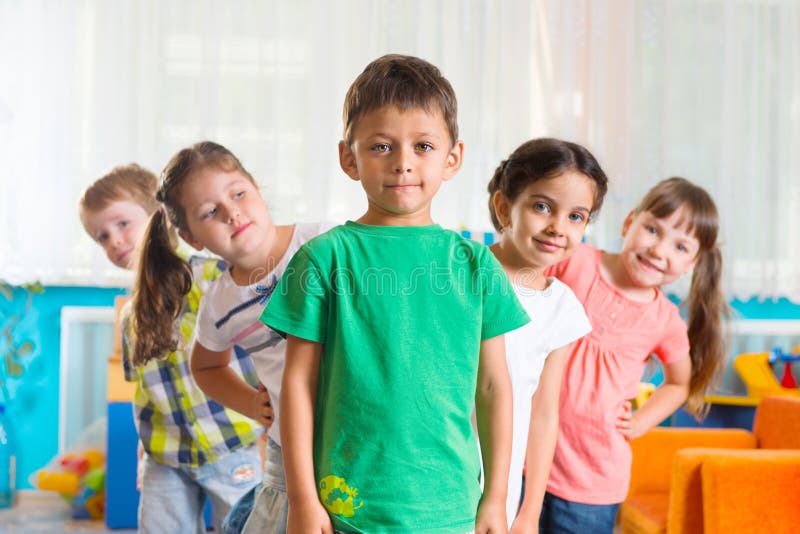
[131,141,254,365]
[635,177,729,419]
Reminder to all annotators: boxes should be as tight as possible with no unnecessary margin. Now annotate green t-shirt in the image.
[262,222,529,533]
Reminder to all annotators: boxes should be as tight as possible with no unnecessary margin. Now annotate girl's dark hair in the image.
[635,177,729,419]
[486,138,609,231]
[131,141,254,365]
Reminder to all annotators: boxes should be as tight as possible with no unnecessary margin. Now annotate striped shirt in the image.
[120,254,262,467]
[195,222,332,446]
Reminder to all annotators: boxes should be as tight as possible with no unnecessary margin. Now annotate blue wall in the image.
[1,285,125,489]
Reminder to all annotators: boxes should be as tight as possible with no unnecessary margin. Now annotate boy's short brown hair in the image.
[78,163,159,235]
[342,54,459,147]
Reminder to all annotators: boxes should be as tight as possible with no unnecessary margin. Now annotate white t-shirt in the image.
[505,277,591,524]
[194,221,333,445]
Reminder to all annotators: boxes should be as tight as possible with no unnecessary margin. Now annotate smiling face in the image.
[85,199,151,269]
[177,167,272,265]
[339,105,463,226]
[494,170,596,276]
[619,205,700,289]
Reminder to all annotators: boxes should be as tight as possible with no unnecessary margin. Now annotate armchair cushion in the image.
[628,428,756,495]
[753,395,800,448]
[623,429,755,534]
[700,449,800,534]
[619,492,669,534]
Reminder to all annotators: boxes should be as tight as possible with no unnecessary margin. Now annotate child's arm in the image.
[616,357,691,440]
[190,343,273,427]
[474,334,513,534]
[281,335,333,534]
[511,345,569,533]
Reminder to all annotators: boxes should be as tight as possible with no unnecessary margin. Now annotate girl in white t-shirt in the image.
[486,138,609,531]
[133,141,331,534]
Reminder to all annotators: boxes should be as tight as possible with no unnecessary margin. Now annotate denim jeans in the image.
[222,483,258,534]
[538,491,620,534]
[241,438,288,534]
[138,444,261,534]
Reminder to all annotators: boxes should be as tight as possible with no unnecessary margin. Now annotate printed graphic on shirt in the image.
[319,475,363,518]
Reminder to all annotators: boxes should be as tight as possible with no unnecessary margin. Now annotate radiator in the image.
[58,306,115,453]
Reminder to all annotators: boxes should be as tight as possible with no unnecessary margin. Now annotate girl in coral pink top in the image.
[541,177,727,533]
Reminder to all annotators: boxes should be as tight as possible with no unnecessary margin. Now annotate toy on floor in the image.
[31,417,107,519]
[35,449,105,519]
[769,346,800,389]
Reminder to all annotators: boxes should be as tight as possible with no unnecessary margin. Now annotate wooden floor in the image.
[0,491,136,534]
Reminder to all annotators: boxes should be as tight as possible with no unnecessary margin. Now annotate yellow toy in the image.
[33,448,106,519]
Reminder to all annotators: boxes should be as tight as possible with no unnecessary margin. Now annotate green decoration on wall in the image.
[0,280,44,404]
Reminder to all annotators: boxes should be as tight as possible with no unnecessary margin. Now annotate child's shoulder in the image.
[570,242,601,264]
[292,221,337,245]
[297,222,348,250]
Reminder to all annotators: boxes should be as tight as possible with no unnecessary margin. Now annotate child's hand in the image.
[287,500,333,534]
[136,442,145,491]
[509,509,539,534]
[475,496,508,534]
[615,400,643,440]
[509,521,537,534]
[249,382,274,428]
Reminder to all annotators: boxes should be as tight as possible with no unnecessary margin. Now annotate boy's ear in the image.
[178,228,204,252]
[621,210,636,237]
[442,140,464,182]
[338,140,360,182]
[492,191,511,228]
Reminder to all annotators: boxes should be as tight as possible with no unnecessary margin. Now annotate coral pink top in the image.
[544,244,689,504]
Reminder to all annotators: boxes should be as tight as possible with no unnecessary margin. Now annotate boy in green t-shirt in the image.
[261,54,529,533]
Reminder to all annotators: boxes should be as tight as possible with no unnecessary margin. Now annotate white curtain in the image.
[1,0,798,301]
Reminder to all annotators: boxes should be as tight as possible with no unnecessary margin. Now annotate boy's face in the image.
[339,105,463,226]
[85,199,151,270]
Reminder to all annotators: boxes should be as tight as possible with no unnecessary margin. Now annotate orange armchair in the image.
[620,396,800,534]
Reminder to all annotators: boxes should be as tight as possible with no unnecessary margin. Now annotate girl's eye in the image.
[371,143,391,153]
[645,225,657,234]
[234,190,245,199]
[97,233,109,243]
[415,142,433,152]
[118,220,128,229]
[533,202,550,214]
[676,243,688,253]
[569,212,585,223]
[202,207,217,220]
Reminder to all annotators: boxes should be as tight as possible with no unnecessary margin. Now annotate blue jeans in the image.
[138,444,261,534]
[241,438,288,534]
[222,483,258,534]
[538,492,620,534]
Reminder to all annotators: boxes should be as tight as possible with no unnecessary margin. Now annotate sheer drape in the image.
[1,1,798,300]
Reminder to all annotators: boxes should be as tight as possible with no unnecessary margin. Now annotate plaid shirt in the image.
[120,254,262,467]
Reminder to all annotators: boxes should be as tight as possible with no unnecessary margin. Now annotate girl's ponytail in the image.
[684,244,728,418]
[131,208,193,365]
